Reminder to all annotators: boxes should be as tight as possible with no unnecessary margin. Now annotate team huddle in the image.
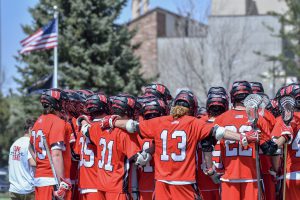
[29,81,300,200]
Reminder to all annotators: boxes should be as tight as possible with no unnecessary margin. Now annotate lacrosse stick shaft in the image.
[42,135,60,188]
[255,142,262,200]
[283,143,288,200]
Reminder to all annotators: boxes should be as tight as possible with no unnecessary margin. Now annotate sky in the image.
[0,0,211,95]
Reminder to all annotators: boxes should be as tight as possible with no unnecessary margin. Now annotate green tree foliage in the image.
[267,0,300,79]
[15,0,148,95]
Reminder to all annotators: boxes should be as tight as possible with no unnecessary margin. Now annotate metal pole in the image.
[53,5,58,88]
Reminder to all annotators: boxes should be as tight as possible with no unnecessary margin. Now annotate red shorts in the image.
[98,191,130,200]
[263,174,275,200]
[221,182,261,200]
[286,179,300,200]
[72,183,80,200]
[154,181,201,200]
[140,191,153,200]
[80,192,105,200]
[200,189,220,200]
[35,185,55,200]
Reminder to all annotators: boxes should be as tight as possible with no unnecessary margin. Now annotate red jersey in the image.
[271,113,300,176]
[139,115,211,183]
[260,110,275,175]
[30,114,66,187]
[263,110,276,132]
[214,109,270,181]
[63,123,73,180]
[69,118,80,182]
[89,124,141,193]
[137,137,155,192]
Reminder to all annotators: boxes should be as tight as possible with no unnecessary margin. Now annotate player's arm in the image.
[212,125,258,146]
[260,120,293,155]
[51,142,65,179]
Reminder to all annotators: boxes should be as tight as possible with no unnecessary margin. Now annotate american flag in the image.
[20,19,58,54]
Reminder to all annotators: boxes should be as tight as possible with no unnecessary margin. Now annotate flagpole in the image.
[53,5,58,88]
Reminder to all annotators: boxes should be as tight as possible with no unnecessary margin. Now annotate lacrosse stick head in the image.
[258,93,270,117]
[279,95,296,125]
[244,94,262,125]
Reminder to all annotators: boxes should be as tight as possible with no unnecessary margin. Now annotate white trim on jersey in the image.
[158,180,196,185]
[279,171,300,180]
[34,177,57,187]
[220,178,261,183]
[79,189,98,194]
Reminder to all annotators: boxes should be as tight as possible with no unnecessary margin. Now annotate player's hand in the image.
[240,130,260,146]
[135,151,152,166]
[269,168,279,183]
[100,115,120,130]
[76,115,91,126]
[281,123,293,143]
[54,178,72,200]
[203,167,221,184]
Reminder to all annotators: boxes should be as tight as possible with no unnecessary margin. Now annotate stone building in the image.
[128,6,206,79]
[127,0,286,100]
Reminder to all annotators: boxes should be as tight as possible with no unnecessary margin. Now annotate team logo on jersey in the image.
[171,120,179,124]
[234,115,244,119]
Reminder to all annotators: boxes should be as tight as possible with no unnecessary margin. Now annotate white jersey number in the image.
[292,130,300,157]
[79,136,95,167]
[98,138,114,171]
[31,130,46,160]
[225,125,253,157]
[160,130,187,162]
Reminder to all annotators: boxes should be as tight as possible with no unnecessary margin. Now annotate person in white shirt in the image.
[9,118,36,200]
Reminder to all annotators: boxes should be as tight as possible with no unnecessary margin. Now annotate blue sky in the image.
[1,0,210,94]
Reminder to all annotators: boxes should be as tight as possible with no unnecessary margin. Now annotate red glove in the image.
[54,178,72,200]
[281,123,293,143]
[240,130,259,146]
[100,115,120,130]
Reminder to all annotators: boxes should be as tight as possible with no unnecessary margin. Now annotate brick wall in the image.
[128,11,159,79]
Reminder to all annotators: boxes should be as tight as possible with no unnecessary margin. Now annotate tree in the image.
[266,0,300,80]
[15,0,148,95]
[0,92,10,165]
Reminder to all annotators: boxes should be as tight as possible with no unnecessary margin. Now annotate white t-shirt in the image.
[9,136,35,194]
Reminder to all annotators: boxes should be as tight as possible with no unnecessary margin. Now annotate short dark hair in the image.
[24,118,35,132]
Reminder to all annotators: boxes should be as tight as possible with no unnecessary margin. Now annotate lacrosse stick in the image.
[42,135,60,189]
[258,93,270,117]
[244,94,263,200]
[278,95,296,200]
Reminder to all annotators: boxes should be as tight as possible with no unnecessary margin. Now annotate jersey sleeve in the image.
[264,111,276,131]
[271,116,296,144]
[119,131,141,159]
[257,117,271,144]
[48,118,66,147]
[271,117,285,139]
[138,118,156,139]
